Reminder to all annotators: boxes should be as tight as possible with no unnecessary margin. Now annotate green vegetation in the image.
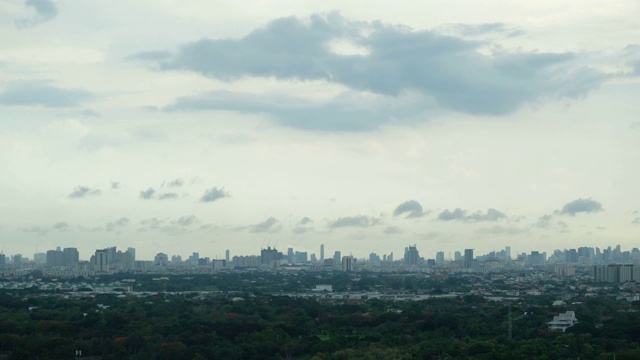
[1,273,640,359]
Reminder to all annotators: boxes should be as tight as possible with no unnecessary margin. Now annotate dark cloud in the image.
[68,186,101,199]
[632,217,640,225]
[16,0,58,28]
[560,198,603,216]
[200,187,229,203]
[137,13,608,131]
[110,182,120,189]
[437,208,506,222]
[393,200,424,218]
[327,215,381,228]
[0,81,92,107]
[299,217,313,225]
[383,226,402,235]
[250,217,280,233]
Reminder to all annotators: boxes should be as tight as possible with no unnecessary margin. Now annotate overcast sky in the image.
[1,0,639,261]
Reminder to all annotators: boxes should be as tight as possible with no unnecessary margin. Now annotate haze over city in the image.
[1,0,639,260]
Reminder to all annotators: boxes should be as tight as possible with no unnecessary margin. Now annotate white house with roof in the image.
[547,311,578,332]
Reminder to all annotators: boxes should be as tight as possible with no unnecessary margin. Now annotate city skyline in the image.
[1,1,639,259]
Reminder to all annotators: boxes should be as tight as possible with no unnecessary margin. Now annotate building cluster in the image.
[1,243,639,278]
[592,264,640,283]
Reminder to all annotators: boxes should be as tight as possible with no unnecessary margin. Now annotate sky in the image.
[1,0,639,261]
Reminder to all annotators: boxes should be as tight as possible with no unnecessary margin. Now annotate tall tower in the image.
[320,244,325,261]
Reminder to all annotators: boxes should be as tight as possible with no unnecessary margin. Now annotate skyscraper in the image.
[404,245,419,265]
[320,244,324,261]
[464,249,474,268]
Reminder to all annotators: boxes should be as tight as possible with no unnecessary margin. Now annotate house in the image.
[547,311,578,332]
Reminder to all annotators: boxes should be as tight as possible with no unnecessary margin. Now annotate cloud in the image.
[139,187,156,199]
[81,109,100,117]
[139,187,177,200]
[68,186,101,199]
[0,80,92,107]
[173,215,198,227]
[559,198,603,216]
[299,217,313,225]
[138,215,200,235]
[16,0,58,28]
[327,215,382,228]
[383,226,402,235]
[165,90,406,132]
[52,221,70,231]
[200,187,229,203]
[630,121,640,129]
[437,208,506,222]
[105,217,130,232]
[250,217,281,233]
[632,217,640,225]
[137,13,608,131]
[165,178,184,187]
[292,226,311,234]
[110,182,120,189]
[393,200,425,218]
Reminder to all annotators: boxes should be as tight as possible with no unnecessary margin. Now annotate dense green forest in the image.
[1,279,640,360]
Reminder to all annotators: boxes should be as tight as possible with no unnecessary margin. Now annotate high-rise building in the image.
[454,251,462,261]
[94,249,109,272]
[127,247,136,262]
[505,246,511,260]
[320,244,324,261]
[225,249,230,263]
[63,247,79,268]
[333,251,341,265]
[436,251,445,265]
[154,253,169,267]
[464,249,474,268]
[46,249,63,268]
[404,245,419,265]
[341,256,353,272]
[287,248,294,264]
[260,247,282,265]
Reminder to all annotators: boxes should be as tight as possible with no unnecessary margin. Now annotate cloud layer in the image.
[136,13,608,131]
